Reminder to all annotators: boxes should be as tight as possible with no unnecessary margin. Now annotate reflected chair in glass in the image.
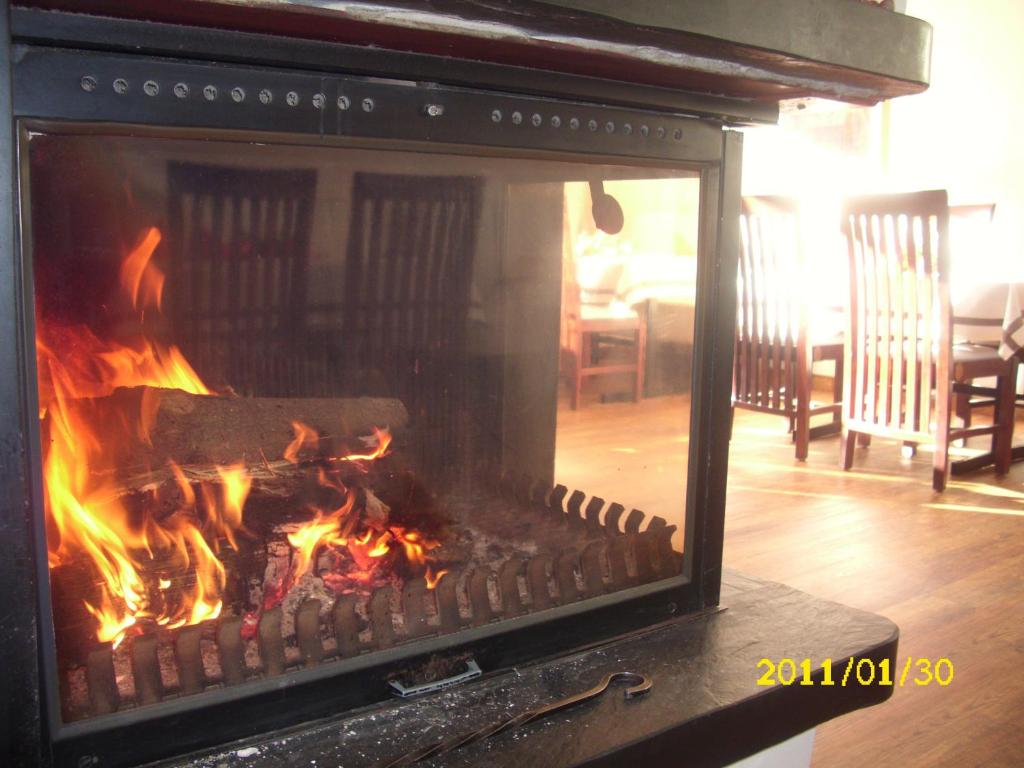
[839,191,1016,491]
[165,162,318,396]
[733,195,843,460]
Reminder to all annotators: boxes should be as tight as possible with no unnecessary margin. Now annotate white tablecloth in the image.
[953,282,1024,360]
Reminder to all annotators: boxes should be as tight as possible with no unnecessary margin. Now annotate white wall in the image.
[742,1,1024,277]
[888,0,1024,276]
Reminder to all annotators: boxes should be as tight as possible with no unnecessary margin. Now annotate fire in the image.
[284,420,319,463]
[331,427,392,463]
[38,226,242,648]
[424,567,448,590]
[119,227,166,313]
[39,226,440,650]
[280,429,443,598]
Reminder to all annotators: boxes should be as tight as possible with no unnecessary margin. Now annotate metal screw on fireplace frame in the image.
[112,77,128,95]
[258,88,273,104]
[286,90,300,106]
[203,84,218,101]
[173,82,189,99]
[312,93,325,109]
[361,97,374,112]
[231,86,245,103]
[143,80,159,97]
[423,103,444,117]
[79,75,96,92]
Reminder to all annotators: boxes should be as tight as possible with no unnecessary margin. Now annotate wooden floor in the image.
[556,396,1024,767]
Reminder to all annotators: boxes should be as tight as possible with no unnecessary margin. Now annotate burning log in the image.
[78,386,409,473]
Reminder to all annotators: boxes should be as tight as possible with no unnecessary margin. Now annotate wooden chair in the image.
[565,303,647,410]
[838,191,1016,491]
[947,203,1000,428]
[165,163,317,396]
[733,195,843,460]
[342,172,483,473]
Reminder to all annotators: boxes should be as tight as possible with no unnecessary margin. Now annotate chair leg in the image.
[840,428,857,470]
[831,359,844,426]
[993,366,1016,475]
[954,389,972,429]
[932,422,950,492]
[795,409,810,461]
[901,441,917,459]
[571,331,588,411]
[857,433,872,447]
[633,320,647,403]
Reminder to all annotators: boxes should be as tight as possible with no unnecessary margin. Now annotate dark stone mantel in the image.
[161,571,898,768]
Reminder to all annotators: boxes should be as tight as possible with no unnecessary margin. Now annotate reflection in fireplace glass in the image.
[26,131,698,721]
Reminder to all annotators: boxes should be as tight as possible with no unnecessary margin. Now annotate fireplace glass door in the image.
[24,128,701,723]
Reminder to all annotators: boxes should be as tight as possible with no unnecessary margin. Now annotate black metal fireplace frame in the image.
[0,6,740,766]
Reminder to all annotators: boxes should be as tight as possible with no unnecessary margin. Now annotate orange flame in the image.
[425,567,448,590]
[333,427,392,463]
[284,420,319,463]
[119,226,165,313]
[38,227,240,648]
[282,427,441,596]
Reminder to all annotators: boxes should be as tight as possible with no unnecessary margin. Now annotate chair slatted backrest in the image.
[166,163,318,396]
[735,196,805,416]
[342,172,482,474]
[840,190,952,441]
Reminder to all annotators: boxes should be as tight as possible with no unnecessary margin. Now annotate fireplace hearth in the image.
[0,2,930,766]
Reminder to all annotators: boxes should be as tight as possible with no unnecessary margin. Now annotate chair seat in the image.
[952,342,1002,364]
[953,342,1011,380]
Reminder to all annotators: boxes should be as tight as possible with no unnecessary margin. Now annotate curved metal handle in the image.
[526,671,652,722]
[382,671,652,767]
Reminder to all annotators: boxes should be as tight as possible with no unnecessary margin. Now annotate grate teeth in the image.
[85,644,119,715]
[633,534,657,583]
[175,625,205,695]
[566,490,587,528]
[368,586,397,649]
[296,599,324,666]
[498,558,526,617]
[434,568,463,632]
[623,508,646,534]
[258,607,287,676]
[467,568,495,625]
[580,541,607,598]
[217,615,246,686]
[583,496,605,532]
[130,634,163,706]
[401,580,430,639]
[656,526,680,576]
[331,594,362,658]
[603,503,626,535]
[554,549,581,604]
[548,484,569,516]
[526,555,554,610]
[607,536,634,588]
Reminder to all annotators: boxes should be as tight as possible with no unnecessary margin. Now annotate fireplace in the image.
[0,2,930,766]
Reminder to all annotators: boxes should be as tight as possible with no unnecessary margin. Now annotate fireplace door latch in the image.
[388,658,483,698]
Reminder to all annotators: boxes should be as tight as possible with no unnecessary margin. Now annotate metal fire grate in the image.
[70,472,680,719]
